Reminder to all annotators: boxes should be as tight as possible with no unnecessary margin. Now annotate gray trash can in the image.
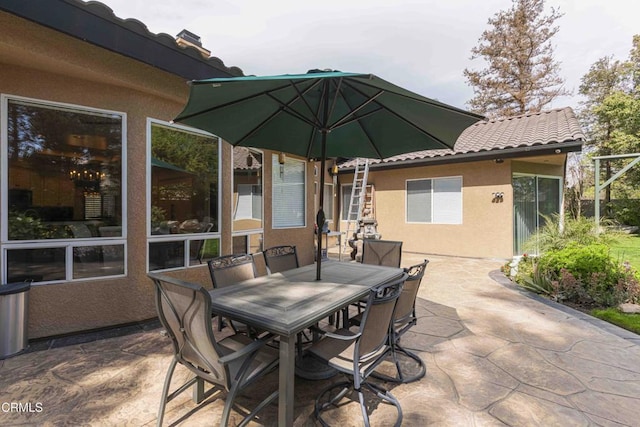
[0,281,31,359]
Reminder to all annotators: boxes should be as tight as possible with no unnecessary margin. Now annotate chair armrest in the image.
[219,333,275,364]
[322,330,361,341]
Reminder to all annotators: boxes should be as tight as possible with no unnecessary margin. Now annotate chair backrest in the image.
[207,254,257,288]
[262,245,299,274]
[394,259,429,331]
[356,273,407,359]
[148,272,229,388]
[361,239,403,268]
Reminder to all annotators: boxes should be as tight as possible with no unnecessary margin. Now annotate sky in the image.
[98,0,639,112]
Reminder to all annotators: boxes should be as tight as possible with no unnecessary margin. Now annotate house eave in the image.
[337,140,584,173]
[0,0,243,80]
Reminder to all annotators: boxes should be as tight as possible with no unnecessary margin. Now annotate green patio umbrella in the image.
[173,69,484,279]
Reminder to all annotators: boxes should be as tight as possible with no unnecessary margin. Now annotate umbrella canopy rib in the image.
[236,81,324,146]
[341,79,453,150]
[328,91,384,130]
[338,86,384,159]
[288,79,324,128]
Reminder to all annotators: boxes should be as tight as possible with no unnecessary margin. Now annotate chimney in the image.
[176,29,211,58]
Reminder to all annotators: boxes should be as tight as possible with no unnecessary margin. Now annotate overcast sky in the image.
[99,0,639,112]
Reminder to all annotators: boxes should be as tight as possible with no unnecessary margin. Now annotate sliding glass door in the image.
[513,175,561,255]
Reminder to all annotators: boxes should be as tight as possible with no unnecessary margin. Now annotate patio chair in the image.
[345,239,403,325]
[373,259,429,383]
[262,245,299,274]
[308,273,408,427]
[207,254,258,334]
[149,272,279,427]
[361,239,403,268]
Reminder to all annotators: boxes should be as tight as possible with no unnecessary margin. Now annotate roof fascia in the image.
[0,0,241,80]
[338,141,584,173]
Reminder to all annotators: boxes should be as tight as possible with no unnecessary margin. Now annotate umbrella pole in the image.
[316,135,327,281]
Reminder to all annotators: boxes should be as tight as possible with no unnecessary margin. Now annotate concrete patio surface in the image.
[1,253,640,426]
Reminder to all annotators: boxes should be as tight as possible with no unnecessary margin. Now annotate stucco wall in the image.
[340,157,565,260]
[0,12,318,338]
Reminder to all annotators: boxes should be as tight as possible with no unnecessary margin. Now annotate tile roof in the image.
[1,0,243,79]
[338,107,584,169]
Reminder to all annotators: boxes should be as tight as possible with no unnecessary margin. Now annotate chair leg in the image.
[356,387,371,427]
[371,344,426,383]
[157,358,178,427]
[315,379,402,427]
[362,382,402,427]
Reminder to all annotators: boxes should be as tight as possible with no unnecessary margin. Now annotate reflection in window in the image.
[73,244,125,279]
[3,97,125,283]
[341,184,353,221]
[150,123,218,235]
[7,248,66,282]
[148,122,219,271]
[232,233,263,255]
[189,239,220,266]
[233,147,262,232]
[6,99,123,239]
[323,183,333,221]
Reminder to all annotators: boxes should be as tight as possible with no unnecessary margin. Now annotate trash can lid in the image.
[0,281,31,295]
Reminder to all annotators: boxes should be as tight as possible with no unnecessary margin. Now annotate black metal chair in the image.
[374,259,429,383]
[149,272,279,427]
[207,254,258,334]
[308,273,408,427]
[262,245,299,274]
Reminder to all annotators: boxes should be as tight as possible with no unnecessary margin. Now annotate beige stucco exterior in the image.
[338,156,566,260]
[0,10,570,340]
[0,12,317,338]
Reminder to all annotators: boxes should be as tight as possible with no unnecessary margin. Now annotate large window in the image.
[233,147,263,254]
[323,183,334,222]
[2,96,125,283]
[148,121,220,271]
[272,154,306,228]
[406,177,462,224]
[341,184,353,221]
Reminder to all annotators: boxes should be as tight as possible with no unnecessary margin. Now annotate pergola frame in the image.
[594,152,640,227]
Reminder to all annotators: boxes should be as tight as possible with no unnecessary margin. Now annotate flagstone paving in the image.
[1,253,639,426]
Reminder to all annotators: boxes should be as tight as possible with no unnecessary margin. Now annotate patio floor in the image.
[2,253,640,426]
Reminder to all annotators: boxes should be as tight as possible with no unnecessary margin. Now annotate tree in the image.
[579,35,640,222]
[464,0,570,119]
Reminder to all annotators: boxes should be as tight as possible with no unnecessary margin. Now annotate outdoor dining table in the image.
[207,261,404,427]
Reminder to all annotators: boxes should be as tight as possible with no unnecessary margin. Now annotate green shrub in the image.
[537,243,617,285]
[514,242,640,307]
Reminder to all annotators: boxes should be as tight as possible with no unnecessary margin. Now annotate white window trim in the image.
[405,176,463,225]
[340,183,353,221]
[232,147,264,234]
[1,94,127,284]
[146,118,222,272]
[271,155,307,229]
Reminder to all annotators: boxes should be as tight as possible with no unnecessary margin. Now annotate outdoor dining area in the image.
[4,251,640,426]
[149,239,424,426]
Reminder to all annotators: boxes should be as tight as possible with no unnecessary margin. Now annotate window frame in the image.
[271,154,307,229]
[146,118,221,272]
[1,95,127,284]
[340,183,353,221]
[405,176,463,225]
[232,147,264,233]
